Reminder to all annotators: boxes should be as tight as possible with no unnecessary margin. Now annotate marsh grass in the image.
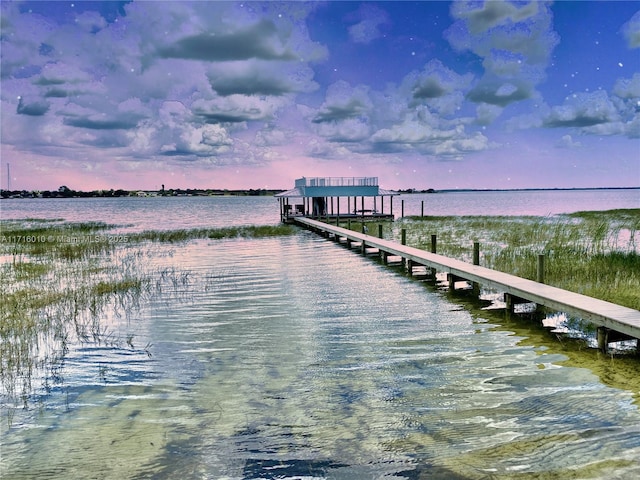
[392,209,640,309]
[131,224,297,242]
[0,219,298,419]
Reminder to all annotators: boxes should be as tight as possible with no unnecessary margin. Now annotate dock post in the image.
[537,254,545,283]
[421,200,424,218]
[401,229,407,270]
[378,224,387,263]
[597,327,609,353]
[472,241,480,296]
[505,293,515,314]
[401,200,404,218]
[428,234,437,278]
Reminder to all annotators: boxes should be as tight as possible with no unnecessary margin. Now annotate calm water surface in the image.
[1,188,638,228]
[1,189,640,479]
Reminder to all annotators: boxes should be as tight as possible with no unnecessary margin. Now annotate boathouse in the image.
[276,177,398,223]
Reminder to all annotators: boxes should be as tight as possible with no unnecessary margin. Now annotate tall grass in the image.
[392,209,640,309]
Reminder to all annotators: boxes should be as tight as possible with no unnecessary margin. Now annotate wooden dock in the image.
[295,217,640,350]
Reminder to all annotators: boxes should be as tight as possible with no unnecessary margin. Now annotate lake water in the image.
[1,189,640,479]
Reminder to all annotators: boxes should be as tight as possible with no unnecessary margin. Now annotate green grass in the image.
[132,224,297,242]
[389,209,640,310]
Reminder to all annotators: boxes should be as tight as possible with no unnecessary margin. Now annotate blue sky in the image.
[1,1,639,191]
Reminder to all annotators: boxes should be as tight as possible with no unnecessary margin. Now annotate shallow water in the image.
[2,189,640,478]
[2,233,640,479]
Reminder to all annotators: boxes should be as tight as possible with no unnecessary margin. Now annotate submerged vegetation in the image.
[393,209,640,310]
[0,219,298,416]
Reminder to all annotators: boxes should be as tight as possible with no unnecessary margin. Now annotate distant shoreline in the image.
[1,185,638,199]
[425,186,640,194]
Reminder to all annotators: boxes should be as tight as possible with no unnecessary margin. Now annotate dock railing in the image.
[295,177,378,188]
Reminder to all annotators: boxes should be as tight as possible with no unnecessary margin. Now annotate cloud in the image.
[347,4,391,44]
[207,62,317,97]
[446,0,558,111]
[192,95,287,125]
[622,11,640,49]
[1,1,328,168]
[316,118,371,143]
[452,0,540,35]
[62,115,141,130]
[16,96,49,116]
[613,73,640,99]
[476,103,504,126]
[399,61,473,120]
[543,91,619,128]
[408,59,472,104]
[467,78,533,107]
[432,131,490,158]
[130,101,234,159]
[557,134,582,149]
[312,81,373,123]
[158,20,297,62]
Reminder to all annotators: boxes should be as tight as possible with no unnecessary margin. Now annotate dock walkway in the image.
[295,217,640,346]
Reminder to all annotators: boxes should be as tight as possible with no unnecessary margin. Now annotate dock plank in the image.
[296,217,640,341]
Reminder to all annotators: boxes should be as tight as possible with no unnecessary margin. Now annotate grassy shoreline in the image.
[384,209,639,310]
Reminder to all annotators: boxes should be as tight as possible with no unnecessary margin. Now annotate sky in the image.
[1,1,639,192]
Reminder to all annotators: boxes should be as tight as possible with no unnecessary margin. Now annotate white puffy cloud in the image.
[622,11,640,49]
[403,60,473,116]
[0,1,326,167]
[613,73,640,99]
[311,81,374,124]
[542,87,639,139]
[557,134,582,149]
[452,0,540,35]
[544,91,619,128]
[446,0,558,109]
[308,64,491,160]
[347,4,390,44]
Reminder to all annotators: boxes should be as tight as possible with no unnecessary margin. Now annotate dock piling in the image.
[472,242,480,295]
[537,254,545,283]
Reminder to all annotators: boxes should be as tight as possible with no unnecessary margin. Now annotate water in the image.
[1,188,638,228]
[1,189,640,479]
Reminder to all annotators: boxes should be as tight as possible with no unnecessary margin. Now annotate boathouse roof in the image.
[275,177,398,198]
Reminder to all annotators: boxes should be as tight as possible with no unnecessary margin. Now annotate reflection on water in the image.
[2,233,640,479]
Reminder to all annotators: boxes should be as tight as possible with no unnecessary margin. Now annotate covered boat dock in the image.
[275,177,398,223]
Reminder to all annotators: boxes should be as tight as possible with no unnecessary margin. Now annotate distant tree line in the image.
[396,188,437,194]
[1,186,285,199]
